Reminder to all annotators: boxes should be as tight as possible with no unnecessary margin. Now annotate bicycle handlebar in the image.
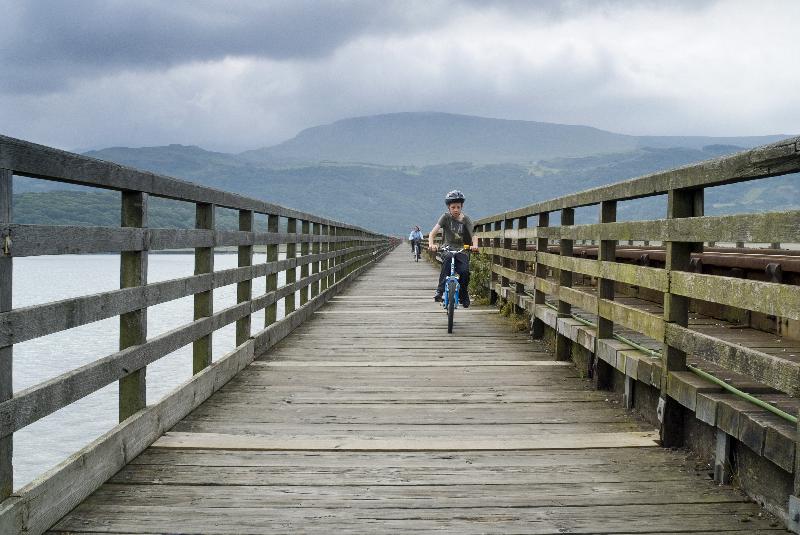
[439,245,475,254]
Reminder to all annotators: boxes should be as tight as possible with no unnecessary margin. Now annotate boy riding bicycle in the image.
[428,190,479,308]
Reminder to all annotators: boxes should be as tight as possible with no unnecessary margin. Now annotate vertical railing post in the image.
[300,220,310,306]
[502,215,513,304]
[236,210,253,346]
[344,228,353,277]
[285,218,297,315]
[0,169,12,499]
[659,188,703,447]
[531,212,549,339]
[792,420,800,532]
[515,216,527,314]
[312,222,321,299]
[596,201,617,389]
[265,214,279,327]
[193,203,215,373]
[332,227,339,284]
[490,220,502,305]
[321,224,330,292]
[555,208,574,361]
[119,191,148,421]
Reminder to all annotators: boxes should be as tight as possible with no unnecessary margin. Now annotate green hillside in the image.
[14,144,798,235]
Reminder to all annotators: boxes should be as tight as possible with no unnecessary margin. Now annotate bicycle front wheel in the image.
[447,280,456,333]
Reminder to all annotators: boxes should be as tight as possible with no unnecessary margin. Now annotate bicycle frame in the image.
[440,246,468,310]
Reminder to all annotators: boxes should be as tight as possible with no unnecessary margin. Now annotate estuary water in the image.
[14,252,289,489]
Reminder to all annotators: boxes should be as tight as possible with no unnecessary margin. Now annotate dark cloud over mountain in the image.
[1,0,796,152]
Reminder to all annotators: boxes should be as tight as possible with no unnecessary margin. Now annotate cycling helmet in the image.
[444,190,465,205]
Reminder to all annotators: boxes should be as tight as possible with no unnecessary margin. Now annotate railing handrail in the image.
[475,135,800,224]
[0,134,370,231]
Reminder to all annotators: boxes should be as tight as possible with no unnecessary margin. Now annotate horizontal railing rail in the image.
[0,135,394,534]
[473,136,800,417]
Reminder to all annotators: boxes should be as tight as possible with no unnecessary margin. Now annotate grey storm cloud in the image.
[1,0,453,94]
[2,0,714,95]
[1,0,796,152]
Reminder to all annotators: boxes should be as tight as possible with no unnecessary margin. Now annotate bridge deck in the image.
[49,248,783,533]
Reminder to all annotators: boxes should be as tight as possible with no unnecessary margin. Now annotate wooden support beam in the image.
[0,169,11,499]
[285,218,297,315]
[321,225,330,292]
[490,220,502,305]
[193,203,215,373]
[502,216,513,301]
[515,216,527,314]
[311,222,321,298]
[555,208,574,361]
[623,375,635,409]
[265,214,279,327]
[332,226,339,285]
[119,191,148,421]
[531,212,549,339]
[300,220,310,306]
[714,429,732,485]
[659,188,703,447]
[236,210,253,346]
[595,200,616,388]
[793,411,800,533]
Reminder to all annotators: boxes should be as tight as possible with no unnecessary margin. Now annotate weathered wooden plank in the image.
[671,271,800,321]
[48,503,785,535]
[535,211,800,244]
[3,224,384,257]
[666,371,722,412]
[478,246,536,262]
[252,361,571,367]
[598,299,665,341]
[558,286,597,314]
[666,324,800,396]
[153,431,659,450]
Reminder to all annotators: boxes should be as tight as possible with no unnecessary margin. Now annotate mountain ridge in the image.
[240,112,791,166]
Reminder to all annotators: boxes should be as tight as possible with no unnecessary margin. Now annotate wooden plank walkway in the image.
[49,247,785,533]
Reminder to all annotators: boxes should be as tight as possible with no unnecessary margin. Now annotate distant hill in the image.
[14,142,798,235]
[240,112,790,166]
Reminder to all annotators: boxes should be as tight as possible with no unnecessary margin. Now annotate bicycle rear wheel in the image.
[446,280,456,333]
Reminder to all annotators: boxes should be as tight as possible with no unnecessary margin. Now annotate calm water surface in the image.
[14,253,290,489]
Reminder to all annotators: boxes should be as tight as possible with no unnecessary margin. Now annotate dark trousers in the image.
[437,251,470,296]
[410,239,421,252]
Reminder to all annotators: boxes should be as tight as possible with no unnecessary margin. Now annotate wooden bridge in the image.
[0,135,799,533]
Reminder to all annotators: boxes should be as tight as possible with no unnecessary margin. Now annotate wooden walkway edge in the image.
[49,247,785,533]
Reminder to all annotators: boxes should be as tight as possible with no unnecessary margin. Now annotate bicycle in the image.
[412,240,421,262]
[439,244,472,333]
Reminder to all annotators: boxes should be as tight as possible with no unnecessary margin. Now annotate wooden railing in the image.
[0,135,393,533]
[473,136,800,436]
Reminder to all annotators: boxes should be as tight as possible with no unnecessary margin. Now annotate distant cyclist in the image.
[428,190,479,308]
[409,225,423,257]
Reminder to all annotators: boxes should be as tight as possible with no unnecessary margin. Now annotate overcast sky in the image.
[1,0,798,152]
